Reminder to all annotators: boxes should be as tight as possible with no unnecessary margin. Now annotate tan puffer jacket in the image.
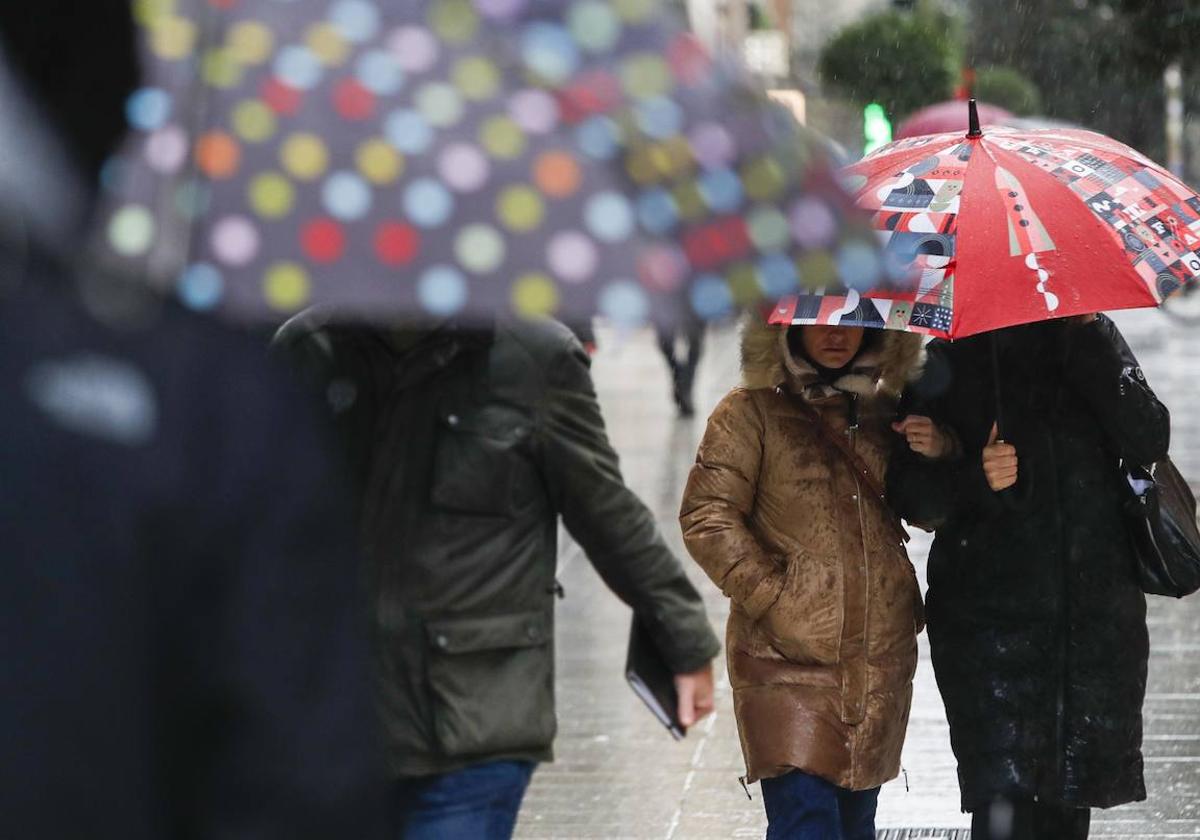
[680,317,925,790]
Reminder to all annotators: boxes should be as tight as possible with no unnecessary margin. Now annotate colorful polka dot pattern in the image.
[100,0,872,325]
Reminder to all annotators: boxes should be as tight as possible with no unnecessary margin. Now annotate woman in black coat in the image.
[887,315,1170,840]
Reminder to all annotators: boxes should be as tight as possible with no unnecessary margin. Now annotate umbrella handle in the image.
[998,456,1036,508]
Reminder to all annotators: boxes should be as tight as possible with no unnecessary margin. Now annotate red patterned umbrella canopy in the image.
[94,0,874,328]
[771,102,1200,339]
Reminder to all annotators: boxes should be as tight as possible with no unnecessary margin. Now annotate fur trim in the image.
[834,372,879,397]
[740,313,787,391]
[739,313,924,400]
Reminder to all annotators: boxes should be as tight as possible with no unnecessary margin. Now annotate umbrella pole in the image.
[990,331,1005,440]
[990,330,1032,511]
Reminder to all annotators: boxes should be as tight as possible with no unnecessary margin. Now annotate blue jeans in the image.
[393,760,536,840]
[760,770,880,840]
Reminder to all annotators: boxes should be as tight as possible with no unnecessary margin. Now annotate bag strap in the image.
[791,394,910,545]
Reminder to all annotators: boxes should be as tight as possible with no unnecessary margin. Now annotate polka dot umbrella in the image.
[95,0,880,327]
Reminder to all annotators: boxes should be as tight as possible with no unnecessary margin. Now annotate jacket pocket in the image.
[430,406,534,517]
[425,611,556,757]
[759,552,842,666]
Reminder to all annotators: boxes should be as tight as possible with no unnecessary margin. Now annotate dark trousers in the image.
[759,770,880,840]
[971,796,1090,840]
[656,321,705,414]
[393,760,536,840]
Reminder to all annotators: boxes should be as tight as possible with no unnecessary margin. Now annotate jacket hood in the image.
[740,313,924,400]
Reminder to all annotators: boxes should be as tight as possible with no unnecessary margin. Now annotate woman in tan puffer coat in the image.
[680,315,935,840]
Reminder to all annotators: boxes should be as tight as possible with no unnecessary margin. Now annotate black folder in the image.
[625,615,686,740]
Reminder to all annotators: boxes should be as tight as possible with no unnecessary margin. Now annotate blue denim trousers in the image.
[393,760,536,840]
[760,770,880,840]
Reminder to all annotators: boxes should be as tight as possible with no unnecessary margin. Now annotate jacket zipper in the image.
[849,401,871,753]
[854,473,871,737]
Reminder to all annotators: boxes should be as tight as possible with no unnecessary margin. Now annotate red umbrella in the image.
[771,101,1200,340]
[896,99,1013,140]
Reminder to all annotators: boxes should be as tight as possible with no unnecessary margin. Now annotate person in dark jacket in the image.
[2,269,390,840]
[274,312,722,839]
[657,315,706,417]
[0,11,387,837]
[887,315,1170,840]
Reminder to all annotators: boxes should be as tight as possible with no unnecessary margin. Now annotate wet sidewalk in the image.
[516,309,1200,839]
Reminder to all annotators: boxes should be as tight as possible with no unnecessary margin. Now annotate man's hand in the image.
[674,662,715,728]
[982,422,1018,492]
[892,415,952,459]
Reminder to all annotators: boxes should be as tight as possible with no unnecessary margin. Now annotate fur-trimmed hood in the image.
[740,314,924,400]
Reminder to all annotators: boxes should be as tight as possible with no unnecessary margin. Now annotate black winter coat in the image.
[276,315,720,778]
[0,269,387,839]
[887,317,1170,811]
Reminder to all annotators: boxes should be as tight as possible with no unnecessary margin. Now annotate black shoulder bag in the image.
[1123,457,1200,597]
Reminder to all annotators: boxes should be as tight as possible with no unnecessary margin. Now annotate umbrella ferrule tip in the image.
[967,98,983,138]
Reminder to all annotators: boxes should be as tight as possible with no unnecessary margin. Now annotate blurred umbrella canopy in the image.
[94,0,880,329]
[772,109,1200,340]
[895,99,1013,141]
[1002,115,1085,132]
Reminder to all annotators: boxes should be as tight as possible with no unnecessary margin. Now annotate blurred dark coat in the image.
[0,266,386,839]
[275,314,720,778]
[887,317,1170,810]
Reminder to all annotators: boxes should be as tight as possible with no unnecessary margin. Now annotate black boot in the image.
[674,369,695,417]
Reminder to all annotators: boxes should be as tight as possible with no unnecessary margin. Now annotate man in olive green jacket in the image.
[276,314,720,838]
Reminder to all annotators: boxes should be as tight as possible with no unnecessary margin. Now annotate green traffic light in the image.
[864,102,893,155]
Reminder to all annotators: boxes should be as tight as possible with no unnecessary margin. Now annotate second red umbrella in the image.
[773,101,1200,339]
[895,99,1013,140]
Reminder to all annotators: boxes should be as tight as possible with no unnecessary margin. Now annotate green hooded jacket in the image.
[276,315,720,777]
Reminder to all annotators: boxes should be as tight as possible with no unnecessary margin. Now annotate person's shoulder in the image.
[494,317,589,395]
[497,317,581,364]
[916,337,954,373]
[271,305,372,359]
[928,333,993,361]
[923,336,954,358]
[26,269,272,378]
[1091,312,1122,341]
[11,271,313,449]
[711,386,768,420]
[719,385,757,404]
[141,300,315,426]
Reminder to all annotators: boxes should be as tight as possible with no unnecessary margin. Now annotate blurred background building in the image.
[679,0,1199,189]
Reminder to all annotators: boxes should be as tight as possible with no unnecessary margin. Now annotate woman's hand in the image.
[893,415,952,459]
[982,422,1019,491]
